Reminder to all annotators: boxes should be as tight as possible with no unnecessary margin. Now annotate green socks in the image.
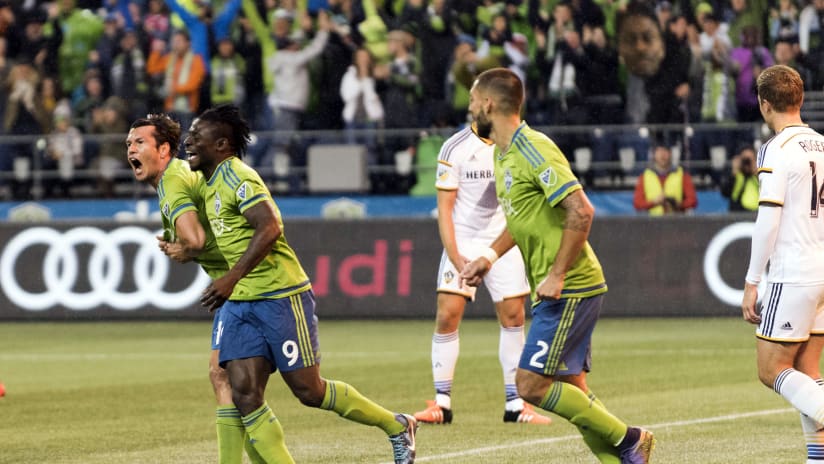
[579,391,622,463]
[241,403,294,464]
[320,379,404,435]
[539,381,628,447]
[216,406,266,464]
[216,406,245,464]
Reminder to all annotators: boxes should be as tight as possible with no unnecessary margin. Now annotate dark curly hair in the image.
[197,104,251,158]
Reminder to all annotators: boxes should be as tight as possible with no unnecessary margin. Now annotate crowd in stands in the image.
[0,0,819,200]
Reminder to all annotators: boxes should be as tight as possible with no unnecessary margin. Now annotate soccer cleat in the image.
[619,427,656,464]
[502,403,553,425]
[388,413,418,464]
[413,400,453,424]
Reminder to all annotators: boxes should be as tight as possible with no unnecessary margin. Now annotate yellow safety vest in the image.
[731,173,759,211]
[642,167,684,216]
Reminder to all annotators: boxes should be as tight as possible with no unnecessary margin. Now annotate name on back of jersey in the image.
[798,139,824,153]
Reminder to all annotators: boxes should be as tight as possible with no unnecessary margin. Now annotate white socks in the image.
[430,326,526,412]
[500,325,525,411]
[431,331,459,410]
[775,369,824,424]
[802,379,824,463]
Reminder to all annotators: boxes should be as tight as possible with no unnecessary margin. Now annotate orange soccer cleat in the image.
[502,403,552,425]
[413,400,453,424]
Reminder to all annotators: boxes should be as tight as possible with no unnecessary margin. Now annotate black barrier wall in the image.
[0,216,755,320]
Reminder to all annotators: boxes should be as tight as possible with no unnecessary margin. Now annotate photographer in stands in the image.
[720,144,759,212]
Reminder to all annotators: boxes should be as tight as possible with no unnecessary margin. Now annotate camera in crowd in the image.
[735,147,757,176]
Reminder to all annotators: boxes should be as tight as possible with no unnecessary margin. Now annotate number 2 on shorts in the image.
[529,340,550,368]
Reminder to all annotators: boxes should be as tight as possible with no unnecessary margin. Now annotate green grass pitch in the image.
[0,318,810,463]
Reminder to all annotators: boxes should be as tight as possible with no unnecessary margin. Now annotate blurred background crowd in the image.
[0,0,816,203]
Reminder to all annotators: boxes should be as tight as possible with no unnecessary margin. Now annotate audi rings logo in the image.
[0,226,211,311]
[703,222,765,307]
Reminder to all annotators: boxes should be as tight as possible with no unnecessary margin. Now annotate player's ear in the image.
[758,97,769,113]
[158,141,170,158]
[483,96,493,115]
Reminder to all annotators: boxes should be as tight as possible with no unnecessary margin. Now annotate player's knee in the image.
[231,391,264,416]
[293,389,324,408]
[756,364,779,389]
[495,300,526,328]
[515,374,547,406]
[516,385,543,406]
[209,363,229,388]
[497,311,524,328]
[290,383,325,408]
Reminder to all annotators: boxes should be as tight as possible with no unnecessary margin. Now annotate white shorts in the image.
[436,239,530,303]
[757,282,824,342]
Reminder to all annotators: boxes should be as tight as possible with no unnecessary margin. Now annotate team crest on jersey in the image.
[214,192,222,215]
[209,218,233,237]
[504,169,513,193]
[236,182,248,201]
[444,270,454,283]
[437,166,448,181]
[539,167,557,187]
[161,202,170,219]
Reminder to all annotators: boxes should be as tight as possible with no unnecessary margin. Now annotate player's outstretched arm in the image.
[201,201,281,311]
[537,189,593,300]
[158,210,207,263]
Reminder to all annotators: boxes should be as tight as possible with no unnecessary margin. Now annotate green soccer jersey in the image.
[495,123,607,304]
[203,157,310,300]
[158,158,227,280]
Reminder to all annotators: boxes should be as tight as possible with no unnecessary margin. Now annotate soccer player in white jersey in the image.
[743,64,824,464]
[413,124,551,425]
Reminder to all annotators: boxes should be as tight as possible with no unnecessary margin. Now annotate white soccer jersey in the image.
[757,124,824,284]
[435,126,506,240]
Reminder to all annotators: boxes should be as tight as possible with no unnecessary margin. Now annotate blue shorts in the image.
[519,295,603,376]
[211,309,223,351]
[218,290,321,373]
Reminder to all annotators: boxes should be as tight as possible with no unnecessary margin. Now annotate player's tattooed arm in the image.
[537,190,594,300]
[559,189,594,234]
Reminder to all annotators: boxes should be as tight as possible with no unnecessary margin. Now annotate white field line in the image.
[383,407,796,463]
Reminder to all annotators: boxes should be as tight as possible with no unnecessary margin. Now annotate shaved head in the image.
[472,68,524,116]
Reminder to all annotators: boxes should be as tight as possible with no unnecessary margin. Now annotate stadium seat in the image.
[307,144,369,193]
[573,147,592,173]
[619,147,636,173]
[710,146,727,171]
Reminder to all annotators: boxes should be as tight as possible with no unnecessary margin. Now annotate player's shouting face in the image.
[126,125,171,188]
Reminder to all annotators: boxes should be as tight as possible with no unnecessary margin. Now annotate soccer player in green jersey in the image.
[460,68,656,464]
[183,104,417,464]
[126,114,264,464]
